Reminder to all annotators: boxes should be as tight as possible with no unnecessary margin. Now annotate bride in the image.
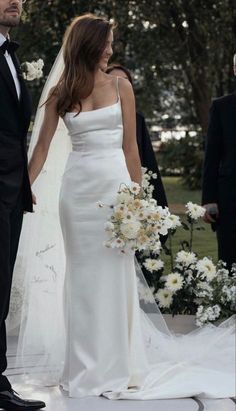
[14,13,235,400]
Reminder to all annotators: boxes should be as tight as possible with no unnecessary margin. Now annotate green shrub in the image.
[157,133,204,190]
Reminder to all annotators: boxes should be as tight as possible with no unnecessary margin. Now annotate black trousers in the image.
[0,194,23,391]
[216,210,236,271]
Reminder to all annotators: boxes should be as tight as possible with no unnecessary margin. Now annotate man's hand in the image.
[202,203,219,223]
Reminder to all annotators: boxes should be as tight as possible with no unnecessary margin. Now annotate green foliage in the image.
[159,134,204,189]
[162,176,201,204]
[12,0,236,131]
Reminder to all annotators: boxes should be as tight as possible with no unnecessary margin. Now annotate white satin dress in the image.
[59,78,235,399]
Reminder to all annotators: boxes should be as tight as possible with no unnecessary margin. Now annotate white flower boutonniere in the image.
[21,58,44,81]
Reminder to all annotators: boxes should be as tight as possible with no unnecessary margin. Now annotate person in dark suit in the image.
[0,0,45,409]
[202,55,236,271]
[106,64,168,286]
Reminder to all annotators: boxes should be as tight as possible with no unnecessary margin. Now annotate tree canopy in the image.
[13,0,236,133]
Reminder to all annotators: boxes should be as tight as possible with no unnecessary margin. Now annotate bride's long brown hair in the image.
[50,14,114,116]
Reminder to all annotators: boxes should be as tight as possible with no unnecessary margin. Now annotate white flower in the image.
[175,250,197,267]
[22,59,44,81]
[143,258,164,273]
[186,202,205,220]
[122,211,137,223]
[196,305,221,326]
[196,257,216,281]
[195,282,213,299]
[167,214,182,230]
[165,272,184,292]
[216,268,229,281]
[36,58,44,70]
[130,182,141,195]
[155,289,173,308]
[120,221,141,239]
[149,240,162,255]
[114,204,127,213]
[221,285,236,303]
[116,192,131,204]
[110,238,125,248]
[104,221,114,231]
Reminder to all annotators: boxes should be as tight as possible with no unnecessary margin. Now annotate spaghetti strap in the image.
[116,77,120,100]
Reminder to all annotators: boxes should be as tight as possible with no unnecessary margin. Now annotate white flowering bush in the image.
[101,169,236,326]
[195,263,236,325]
[21,58,44,81]
[150,203,236,325]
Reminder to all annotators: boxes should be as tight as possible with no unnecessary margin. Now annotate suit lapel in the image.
[0,52,19,104]
[11,52,32,133]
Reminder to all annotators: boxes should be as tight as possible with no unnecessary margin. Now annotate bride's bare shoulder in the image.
[117,77,134,99]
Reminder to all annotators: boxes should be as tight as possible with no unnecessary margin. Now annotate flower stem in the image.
[189,221,193,251]
[169,232,174,271]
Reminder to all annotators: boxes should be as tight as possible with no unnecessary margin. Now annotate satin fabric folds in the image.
[58,87,235,399]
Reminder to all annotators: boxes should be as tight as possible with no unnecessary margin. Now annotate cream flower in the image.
[155,289,173,308]
[114,204,127,213]
[175,250,197,266]
[167,214,182,229]
[130,182,141,195]
[133,199,142,209]
[110,238,125,248]
[120,221,141,239]
[136,234,149,249]
[136,210,147,220]
[122,211,136,223]
[196,257,216,281]
[22,59,44,81]
[116,192,131,204]
[149,241,162,255]
[186,202,205,220]
[144,258,164,273]
[165,272,183,292]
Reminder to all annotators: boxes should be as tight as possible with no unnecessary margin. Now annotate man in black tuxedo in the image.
[202,55,236,271]
[0,0,45,409]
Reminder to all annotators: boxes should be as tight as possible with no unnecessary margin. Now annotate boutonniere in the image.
[21,58,44,81]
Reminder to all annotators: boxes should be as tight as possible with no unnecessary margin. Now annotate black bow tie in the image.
[0,39,19,54]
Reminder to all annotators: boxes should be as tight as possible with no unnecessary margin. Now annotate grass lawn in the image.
[160,176,218,271]
[163,176,201,205]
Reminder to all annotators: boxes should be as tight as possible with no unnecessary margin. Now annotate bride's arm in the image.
[120,78,142,186]
[28,92,59,186]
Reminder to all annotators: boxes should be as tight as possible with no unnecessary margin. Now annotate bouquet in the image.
[100,169,180,255]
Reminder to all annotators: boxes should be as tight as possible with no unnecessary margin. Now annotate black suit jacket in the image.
[202,93,236,211]
[136,112,168,208]
[0,49,32,211]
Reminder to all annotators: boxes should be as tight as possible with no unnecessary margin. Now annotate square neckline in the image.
[66,77,120,116]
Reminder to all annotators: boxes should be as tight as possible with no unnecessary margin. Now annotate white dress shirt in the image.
[0,32,21,99]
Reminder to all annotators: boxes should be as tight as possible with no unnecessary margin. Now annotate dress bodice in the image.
[63,90,123,153]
